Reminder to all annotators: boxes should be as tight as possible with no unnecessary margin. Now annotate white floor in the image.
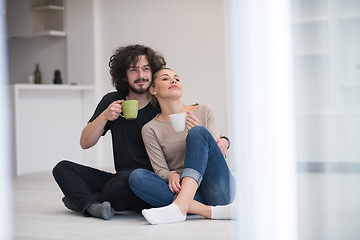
[12,171,360,240]
[12,172,236,240]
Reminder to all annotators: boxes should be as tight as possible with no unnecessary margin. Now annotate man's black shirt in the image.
[89,92,159,172]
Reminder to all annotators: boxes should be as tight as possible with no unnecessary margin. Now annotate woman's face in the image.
[150,68,182,100]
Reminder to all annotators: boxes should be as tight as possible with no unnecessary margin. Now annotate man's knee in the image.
[52,160,72,179]
[107,171,131,192]
[101,171,133,210]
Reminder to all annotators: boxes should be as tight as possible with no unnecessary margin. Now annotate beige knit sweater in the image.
[141,104,220,181]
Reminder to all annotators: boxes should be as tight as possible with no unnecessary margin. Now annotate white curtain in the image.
[0,0,12,238]
[225,0,298,239]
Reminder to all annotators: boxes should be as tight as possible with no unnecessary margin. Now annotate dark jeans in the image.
[129,126,236,207]
[52,160,151,216]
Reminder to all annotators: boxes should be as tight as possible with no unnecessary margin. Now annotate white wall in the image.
[66,0,98,167]
[67,0,95,86]
[90,0,228,168]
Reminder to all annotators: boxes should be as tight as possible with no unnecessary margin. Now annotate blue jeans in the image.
[129,126,235,207]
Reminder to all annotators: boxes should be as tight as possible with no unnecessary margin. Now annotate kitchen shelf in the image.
[31,5,65,11]
[11,83,95,91]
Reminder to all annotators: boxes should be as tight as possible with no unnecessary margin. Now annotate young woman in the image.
[129,68,235,224]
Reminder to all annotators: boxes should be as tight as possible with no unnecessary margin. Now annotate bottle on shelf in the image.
[34,64,41,84]
[53,69,62,84]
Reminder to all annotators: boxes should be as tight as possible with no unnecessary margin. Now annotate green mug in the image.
[119,100,138,120]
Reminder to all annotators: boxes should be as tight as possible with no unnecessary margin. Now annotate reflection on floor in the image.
[12,172,236,240]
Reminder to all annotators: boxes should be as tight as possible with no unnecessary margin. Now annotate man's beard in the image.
[128,79,150,94]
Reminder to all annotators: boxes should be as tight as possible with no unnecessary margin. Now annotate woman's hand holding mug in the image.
[168,111,199,133]
[186,112,199,132]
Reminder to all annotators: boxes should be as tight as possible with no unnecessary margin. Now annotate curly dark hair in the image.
[109,44,166,96]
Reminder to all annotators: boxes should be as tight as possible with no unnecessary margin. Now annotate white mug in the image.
[168,113,187,132]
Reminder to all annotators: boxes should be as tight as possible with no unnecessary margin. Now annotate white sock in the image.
[211,203,236,220]
[141,203,186,225]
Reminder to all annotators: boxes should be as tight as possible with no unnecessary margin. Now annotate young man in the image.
[53,44,230,220]
[53,45,165,220]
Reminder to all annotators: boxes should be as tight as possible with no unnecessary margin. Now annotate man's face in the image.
[126,55,152,94]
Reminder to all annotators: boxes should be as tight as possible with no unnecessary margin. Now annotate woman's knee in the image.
[188,125,206,135]
[129,168,151,189]
[187,126,209,140]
